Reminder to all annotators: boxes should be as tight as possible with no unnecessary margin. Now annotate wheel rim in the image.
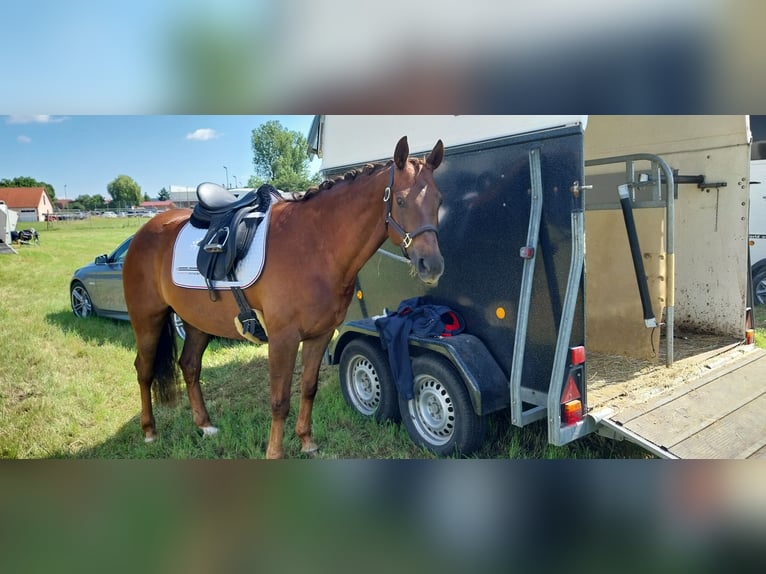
[172,312,186,340]
[408,374,455,446]
[345,354,381,415]
[756,277,766,305]
[71,285,92,317]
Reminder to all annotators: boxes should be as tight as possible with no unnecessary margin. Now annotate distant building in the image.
[141,200,176,211]
[55,198,74,210]
[169,185,198,208]
[166,184,252,208]
[0,187,54,222]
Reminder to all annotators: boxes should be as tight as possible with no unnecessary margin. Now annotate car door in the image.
[89,236,131,314]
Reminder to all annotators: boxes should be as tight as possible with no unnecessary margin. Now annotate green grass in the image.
[0,218,688,459]
[755,305,766,347]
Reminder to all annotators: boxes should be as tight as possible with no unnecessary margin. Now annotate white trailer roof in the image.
[317,115,587,170]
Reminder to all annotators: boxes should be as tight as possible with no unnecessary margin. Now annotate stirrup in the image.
[204,227,229,253]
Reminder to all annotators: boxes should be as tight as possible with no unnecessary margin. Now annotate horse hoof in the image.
[144,436,156,444]
[301,443,319,455]
[201,426,219,437]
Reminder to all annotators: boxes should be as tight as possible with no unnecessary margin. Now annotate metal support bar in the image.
[548,190,586,446]
[510,148,544,427]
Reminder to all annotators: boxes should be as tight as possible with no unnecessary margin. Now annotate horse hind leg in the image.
[133,311,180,442]
[135,353,158,443]
[295,331,334,455]
[178,324,218,437]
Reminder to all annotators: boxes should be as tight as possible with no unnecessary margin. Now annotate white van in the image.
[750,160,766,304]
[749,115,766,305]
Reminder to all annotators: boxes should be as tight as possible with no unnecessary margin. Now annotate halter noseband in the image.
[383,164,438,255]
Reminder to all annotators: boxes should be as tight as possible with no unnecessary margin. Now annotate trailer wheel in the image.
[339,338,400,423]
[399,355,486,457]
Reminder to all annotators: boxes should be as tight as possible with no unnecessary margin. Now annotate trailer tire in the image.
[339,338,400,423]
[399,354,486,457]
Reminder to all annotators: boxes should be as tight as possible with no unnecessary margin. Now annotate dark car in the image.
[70,235,186,339]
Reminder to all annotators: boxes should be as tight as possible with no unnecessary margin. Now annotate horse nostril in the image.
[418,257,429,275]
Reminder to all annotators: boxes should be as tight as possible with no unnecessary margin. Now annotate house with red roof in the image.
[0,187,54,222]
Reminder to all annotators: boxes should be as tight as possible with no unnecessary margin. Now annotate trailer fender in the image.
[330,319,509,416]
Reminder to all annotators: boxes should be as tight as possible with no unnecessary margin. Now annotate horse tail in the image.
[152,312,180,406]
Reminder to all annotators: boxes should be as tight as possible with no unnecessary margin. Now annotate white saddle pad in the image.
[171,205,271,290]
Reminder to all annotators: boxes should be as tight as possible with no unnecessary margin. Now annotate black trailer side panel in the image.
[346,126,585,396]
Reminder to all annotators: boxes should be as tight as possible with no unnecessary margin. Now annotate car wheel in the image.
[339,338,400,423]
[399,354,486,457]
[171,312,186,340]
[70,282,94,318]
[753,266,766,305]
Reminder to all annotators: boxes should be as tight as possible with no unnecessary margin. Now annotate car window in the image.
[110,237,132,264]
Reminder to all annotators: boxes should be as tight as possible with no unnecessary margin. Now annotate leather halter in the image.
[383,164,438,255]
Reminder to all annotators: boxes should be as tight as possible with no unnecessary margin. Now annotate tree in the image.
[250,120,320,192]
[70,194,107,211]
[107,175,142,208]
[158,187,171,201]
[91,194,107,210]
[72,195,92,211]
[0,176,56,202]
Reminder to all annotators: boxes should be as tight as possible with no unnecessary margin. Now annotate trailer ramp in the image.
[594,347,766,459]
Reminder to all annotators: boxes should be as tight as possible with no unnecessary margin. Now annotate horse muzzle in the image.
[409,236,445,285]
[415,253,445,285]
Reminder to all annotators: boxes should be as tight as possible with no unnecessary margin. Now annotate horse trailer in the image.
[313,115,766,459]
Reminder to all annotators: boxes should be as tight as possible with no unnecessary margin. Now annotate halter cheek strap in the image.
[383,165,438,255]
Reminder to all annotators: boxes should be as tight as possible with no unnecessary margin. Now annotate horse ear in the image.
[394,136,409,170]
[426,139,444,170]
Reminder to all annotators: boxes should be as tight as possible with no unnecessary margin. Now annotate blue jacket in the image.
[374,297,464,400]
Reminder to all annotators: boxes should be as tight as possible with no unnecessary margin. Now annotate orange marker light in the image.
[562,400,583,425]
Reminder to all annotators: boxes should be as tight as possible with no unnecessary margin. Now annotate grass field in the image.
[1,218,760,459]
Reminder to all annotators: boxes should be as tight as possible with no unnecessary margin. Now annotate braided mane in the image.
[278,157,422,202]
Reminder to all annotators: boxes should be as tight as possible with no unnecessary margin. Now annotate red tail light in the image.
[561,353,585,425]
[569,345,586,365]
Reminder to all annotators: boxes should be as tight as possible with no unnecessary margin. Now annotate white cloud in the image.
[185,128,220,141]
[7,115,67,124]
[17,135,32,144]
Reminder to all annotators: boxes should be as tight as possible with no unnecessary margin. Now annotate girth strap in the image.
[230,286,268,342]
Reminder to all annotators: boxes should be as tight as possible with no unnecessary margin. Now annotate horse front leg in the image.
[178,326,218,436]
[265,334,300,459]
[295,331,334,455]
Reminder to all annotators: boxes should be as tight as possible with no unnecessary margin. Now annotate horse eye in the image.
[396,196,405,207]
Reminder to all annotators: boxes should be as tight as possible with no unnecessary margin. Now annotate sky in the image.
[0,0,757,206]
[0,115,318,200]
[0,1,748,117]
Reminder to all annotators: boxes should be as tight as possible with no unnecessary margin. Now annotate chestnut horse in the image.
[123,136,445,458]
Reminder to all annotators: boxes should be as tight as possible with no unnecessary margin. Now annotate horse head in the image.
[386,136,445,285]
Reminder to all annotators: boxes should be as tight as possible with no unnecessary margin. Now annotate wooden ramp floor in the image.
[603,347,766,459]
